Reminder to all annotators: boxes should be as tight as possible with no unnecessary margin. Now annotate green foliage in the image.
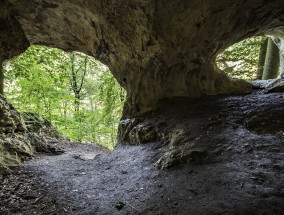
[3,45,125,149]
[216,36,265,80]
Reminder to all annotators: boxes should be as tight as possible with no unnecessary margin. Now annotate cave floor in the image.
[1,90,284,215]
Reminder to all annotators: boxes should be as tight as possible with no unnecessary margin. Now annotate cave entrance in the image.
[216,36,281,81]
[2,45,125,149]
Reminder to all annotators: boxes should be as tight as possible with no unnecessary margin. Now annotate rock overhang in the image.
[1,0,284,115]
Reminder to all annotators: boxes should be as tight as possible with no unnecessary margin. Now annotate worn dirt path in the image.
[1,91,284,215]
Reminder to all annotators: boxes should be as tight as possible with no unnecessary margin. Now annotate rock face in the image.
[1,0,284,164]
[2,0,283,115]
[0,0,29,63]
[0,95,65,171]
[0,95,34,171]
[0,95,26,133]
[22,112,69,141]
[271,32,284,76]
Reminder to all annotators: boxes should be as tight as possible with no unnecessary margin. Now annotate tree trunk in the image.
[0,62,4,95]
[74,91,80,112]
[262,38,280,80]
[70,53,87,113]
[256,37,268,80]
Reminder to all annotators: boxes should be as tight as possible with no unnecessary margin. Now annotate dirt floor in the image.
[1,90,284,215]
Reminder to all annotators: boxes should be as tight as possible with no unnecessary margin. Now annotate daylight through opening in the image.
[216,36,281,81]
[2,45,125,149]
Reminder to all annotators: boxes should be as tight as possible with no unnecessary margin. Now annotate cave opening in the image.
[216,35,282,81]
[1,1,284,214]
[1,45,125,149]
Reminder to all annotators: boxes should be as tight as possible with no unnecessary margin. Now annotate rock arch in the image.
[1,0,284,116]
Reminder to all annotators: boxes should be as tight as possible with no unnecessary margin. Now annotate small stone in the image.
[115,201,126,210]
[121,170,128,174]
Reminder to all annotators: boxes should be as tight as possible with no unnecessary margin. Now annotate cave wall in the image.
[1,0,283,116]
[0,0,283,169]
[0,94,33,172]
[0,0,29,63]
[278,37,284,76]
[271,28,284,76]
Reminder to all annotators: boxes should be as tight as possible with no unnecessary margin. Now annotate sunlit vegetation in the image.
[3,45,125,149]
[216,36,265,80]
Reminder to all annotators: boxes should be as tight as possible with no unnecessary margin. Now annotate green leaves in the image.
[4,45,125,149]
[216,36,265,80]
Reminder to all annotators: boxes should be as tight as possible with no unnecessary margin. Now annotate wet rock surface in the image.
[1,91,284,214]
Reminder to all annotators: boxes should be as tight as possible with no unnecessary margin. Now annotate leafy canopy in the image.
[4,45,125,149]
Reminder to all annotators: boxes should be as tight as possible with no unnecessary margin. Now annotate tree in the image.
[3,45,125,149]
[69,52,87,112]
[262,38,280,80]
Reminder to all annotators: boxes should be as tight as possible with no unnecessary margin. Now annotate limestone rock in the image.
[3,0,283,116]
[1,0,284,167]
[0,0,29,62]
[22,112,69,141]
[0,96,30,172]
[0,133,34,172]
[271,30,284,76]
[0,94,26,133]
[156,148,208,169]
[118,117,164,144]
[0,96,62,171]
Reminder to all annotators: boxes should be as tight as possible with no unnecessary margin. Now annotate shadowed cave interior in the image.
[1,0,284,214]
